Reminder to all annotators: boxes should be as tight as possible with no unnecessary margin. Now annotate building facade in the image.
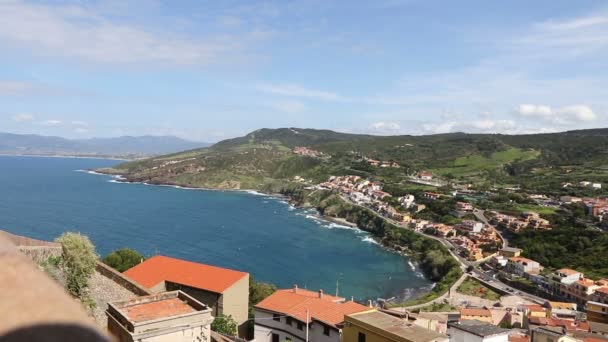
[254,287,369,342]
[342,310,448,342]
[124,255,249,336]
[106,291,213,342]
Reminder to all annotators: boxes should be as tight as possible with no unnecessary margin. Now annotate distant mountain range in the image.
[0,132,210,158]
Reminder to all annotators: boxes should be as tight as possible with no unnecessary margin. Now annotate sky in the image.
[1,0,607,142]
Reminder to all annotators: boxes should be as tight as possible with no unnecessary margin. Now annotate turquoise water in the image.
[0,156,432,301]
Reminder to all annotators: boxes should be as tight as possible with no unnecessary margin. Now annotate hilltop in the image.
[98,127,608,194]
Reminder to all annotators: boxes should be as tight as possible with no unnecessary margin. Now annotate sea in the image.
[0,155,432,302]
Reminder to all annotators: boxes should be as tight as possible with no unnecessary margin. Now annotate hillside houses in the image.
[488,211,552,232]
[583,198,608,222]
[363,157,400,168]
[293,146,327,158]
[320,176,412,223]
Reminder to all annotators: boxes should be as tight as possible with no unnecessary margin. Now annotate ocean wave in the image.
[361,236,380,245]
[321,222,363,233]
[75,169,105,176]
[245,190,266,196]
[407,260,416,271]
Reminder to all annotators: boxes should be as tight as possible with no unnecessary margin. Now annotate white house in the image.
[447,320,510,342]
[254,286,369,342]
[399,195,416,209]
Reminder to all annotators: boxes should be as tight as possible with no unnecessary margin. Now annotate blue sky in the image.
[1,0,607,142]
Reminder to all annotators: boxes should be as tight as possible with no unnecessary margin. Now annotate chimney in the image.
[367,300,373,308]
[293,284,298,293]
[318,289,324,299]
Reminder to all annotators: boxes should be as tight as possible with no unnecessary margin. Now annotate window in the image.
[297,322,303,330]
[358,332,366,342]
[273,314,281,322]
[286,317,292,326]
[323,325,330,336]
[272,334,279,342]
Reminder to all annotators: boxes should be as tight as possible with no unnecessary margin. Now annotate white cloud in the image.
[470,119,517,131]
[12,113,34,122]
[516,104,553,118]
[0,81,33,95]
[516,104,597,124]
[74,127,89,133]
[256,83,346,101]
[71,120,88,126]
[367,121,401,134]
[558,105,597,121]
[269,100,305,114]
[41,119,62,126]
[0,1,264,65]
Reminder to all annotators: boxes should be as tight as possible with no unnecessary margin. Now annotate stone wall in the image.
[95,261,152,297]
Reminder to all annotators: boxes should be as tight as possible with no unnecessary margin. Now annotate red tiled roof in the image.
[124,255,248,293]
[524,304,547,312]
[509,334,530,342]
[255,289,370,327]
[595,287,608,295]
[460,308,492,317]
[509,257,537,264]
[558,269,580,276]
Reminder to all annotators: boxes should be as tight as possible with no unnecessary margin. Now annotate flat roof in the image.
[449,320,510,337]
[347,310,447,342]
[122,297,195,323]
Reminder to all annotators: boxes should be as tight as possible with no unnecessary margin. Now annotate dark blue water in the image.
[0,156,431,301]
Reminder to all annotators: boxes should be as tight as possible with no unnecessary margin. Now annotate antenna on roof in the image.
[336,279,339,297]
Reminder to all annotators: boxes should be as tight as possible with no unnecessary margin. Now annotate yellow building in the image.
[459,308,493,324]
[587,301,608,324]
[343,310,448,342]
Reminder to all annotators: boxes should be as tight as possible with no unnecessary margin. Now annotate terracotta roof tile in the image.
[557,269,580,276]
[460,308,492,317]
[124,255,248,293]
[255,289,369,327]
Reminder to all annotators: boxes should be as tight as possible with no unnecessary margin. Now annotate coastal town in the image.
[3,162,608,342]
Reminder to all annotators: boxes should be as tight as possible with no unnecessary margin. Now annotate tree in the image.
[56,232,98,298]
[103,248,145,272]
[211,315,238,336]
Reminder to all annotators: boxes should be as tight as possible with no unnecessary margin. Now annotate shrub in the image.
[56,232,98,297]
[103,248,145,272]
[211,315,238,336]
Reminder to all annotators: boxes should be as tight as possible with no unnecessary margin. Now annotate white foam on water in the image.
[245,190,266,196]
[361,236,380,245]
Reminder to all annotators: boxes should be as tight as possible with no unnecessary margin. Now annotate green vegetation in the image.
[431,148,540,178]
[418,302,458,312]
[101,127,608,193]
[211,314,238,336]
[456,277,501,301]
[56,232,98,308]
[511,225,608,279]
[102,248,145,272]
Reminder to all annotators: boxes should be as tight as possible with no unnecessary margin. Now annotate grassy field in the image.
[514,204,559,215]
[456,277,502,301]
[418,302,458,312]
[431,148,540,177]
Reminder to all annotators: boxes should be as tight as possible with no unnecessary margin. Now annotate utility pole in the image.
[306,309,309,342]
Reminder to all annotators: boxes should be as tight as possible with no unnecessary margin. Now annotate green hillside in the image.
[99,127,608,193]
